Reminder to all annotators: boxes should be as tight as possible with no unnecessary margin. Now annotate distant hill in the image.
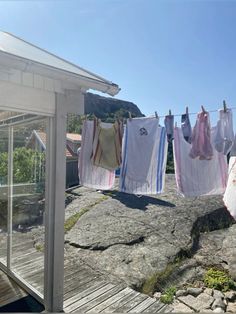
[67,92,144,133]
[84,92,144,122]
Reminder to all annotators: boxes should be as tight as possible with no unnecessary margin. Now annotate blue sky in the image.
[0,0,236,127]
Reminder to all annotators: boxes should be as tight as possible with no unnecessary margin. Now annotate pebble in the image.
[153,292,161,299]
[227,302,236,313]
[213,307,225,313]
[204,288,213,296]
[176,289,188,297]
[224,291,236,302]
[213,289,225,300]
[212,298,226,311]
[187,287,203,297]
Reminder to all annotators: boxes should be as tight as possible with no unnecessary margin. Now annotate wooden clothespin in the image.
[175,121,178,127]
[168,109,172,116]
[186,106,189,115]
[223,100,227,113]
[128,111,132,121]
[155,111,158,119]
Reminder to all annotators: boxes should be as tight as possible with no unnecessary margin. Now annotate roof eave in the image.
[0,50,121,96]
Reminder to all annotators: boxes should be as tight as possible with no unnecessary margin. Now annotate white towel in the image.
[119,117,168,195]
[173,127,227,197]
[223,156,236,220]
[79,120,115,190]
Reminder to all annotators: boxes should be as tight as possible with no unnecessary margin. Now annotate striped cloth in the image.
[174,127,227,197]
[119,117,168,195]
[79,120,115,190]
[223,156,236,220]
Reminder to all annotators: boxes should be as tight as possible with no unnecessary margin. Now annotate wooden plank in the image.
[64,283,115,312]
[128,297,156,313]
[64,278,104,301]
[86,286,132,313]
[143,300,166,313]
[71,285,125,313]
[64,282,113,311]
[100,289,139,313]
[64,272,101,294]
[114,294,148,313]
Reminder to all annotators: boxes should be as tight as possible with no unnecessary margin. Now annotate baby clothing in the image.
[213,109,234,155]
[79,120,115,190]
[189,111,213,160]
[174,127,227,197]
[181,113,192,143]
[91,119,123,171]
[223,156,236,220]
[119,117,168,195]
[230,134,236,157]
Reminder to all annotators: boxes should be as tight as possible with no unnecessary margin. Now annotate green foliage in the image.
[141,263,177,296]
[204,268,236,292]
[0,147,45,184]
[67,114,86,134]
[160,286,177,304]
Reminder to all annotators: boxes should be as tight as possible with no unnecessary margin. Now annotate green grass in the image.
[160,286,177,304]
[35,243,44,252]
[64,195,108,233]
[204,267,236,292]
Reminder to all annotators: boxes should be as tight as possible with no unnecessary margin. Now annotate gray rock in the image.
[213,290,225,300]
[227,302,236,313]
[187,287,203,297]
[205,288,213,296]
[212,298,226,311]
[224,291,236,301]
[153,292,161,299]
[178,293,214,312]
[170,300,194,313]
[176,289,188,297]
[213,307,225,313]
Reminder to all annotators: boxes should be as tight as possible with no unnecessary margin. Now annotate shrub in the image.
[160,286,177,304]
[204,268,236,292]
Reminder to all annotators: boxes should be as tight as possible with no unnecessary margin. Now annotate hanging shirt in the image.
[189,111,213,160]
[230,134,236,157]
[91,119,123,171]
[174,127,227,197]
[119,117,168,195]
[79,120,115,190]
[223,156,236,220]
[213,109,234,155]
[164,115,174,142]
[181,113,192,143]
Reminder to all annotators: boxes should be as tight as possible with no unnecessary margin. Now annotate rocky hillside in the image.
[84,92,144,121]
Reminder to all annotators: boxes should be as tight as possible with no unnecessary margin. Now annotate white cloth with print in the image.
[119,117,168,195]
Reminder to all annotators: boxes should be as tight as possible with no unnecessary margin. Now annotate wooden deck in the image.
[0,233,172,313]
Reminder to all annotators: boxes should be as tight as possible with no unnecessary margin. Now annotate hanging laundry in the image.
[213,109,234,155]
[174,127,227,197]
[119,117,168,195]
[189,111,213,160]
[223,156,236,220]
[79,120,115,190]
[181,113,192,143]
[230,134,236,157]
[91,119,123,171]
[164,114,174,142]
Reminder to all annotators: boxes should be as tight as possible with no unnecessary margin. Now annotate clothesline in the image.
[150,106,236,119]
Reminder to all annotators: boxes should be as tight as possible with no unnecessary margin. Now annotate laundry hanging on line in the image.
[79,120,115,190]
[173,126,228,197]
[119,117,168,195]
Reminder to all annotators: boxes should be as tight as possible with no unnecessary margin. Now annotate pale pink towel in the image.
[223,156,236,220]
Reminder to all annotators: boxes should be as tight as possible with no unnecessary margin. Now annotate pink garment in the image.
[189,111,213,160]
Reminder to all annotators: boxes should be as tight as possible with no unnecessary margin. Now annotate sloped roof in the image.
[30,131,80,158]
[66,133,81,142]
[0,31,120,96]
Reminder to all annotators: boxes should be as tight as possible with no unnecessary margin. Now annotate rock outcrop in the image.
[66,175,236,289]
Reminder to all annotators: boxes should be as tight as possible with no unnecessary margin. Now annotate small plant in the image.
[35,243,44,252]
[160,286,177,304]
[204,268,236,292]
